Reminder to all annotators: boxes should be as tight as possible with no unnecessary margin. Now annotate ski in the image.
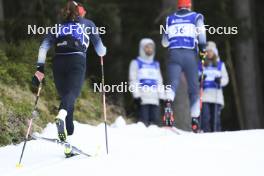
[162,126,181,135]
[31,134,91,157]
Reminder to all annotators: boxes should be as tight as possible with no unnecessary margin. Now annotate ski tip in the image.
[16,163,23,168]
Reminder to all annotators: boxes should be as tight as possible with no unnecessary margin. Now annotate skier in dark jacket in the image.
[161,0,206,132]
[32,1,106,156]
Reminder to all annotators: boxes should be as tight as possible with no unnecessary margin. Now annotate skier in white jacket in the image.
[199,41,229,132]
[129,38,165,126]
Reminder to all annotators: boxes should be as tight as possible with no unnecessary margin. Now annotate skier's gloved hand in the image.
[134,98,141,107]
[98,46,107,57]
[199,74,207,83]
[32,63,45,87]
[198,44,207,59]
[214,77,221,85]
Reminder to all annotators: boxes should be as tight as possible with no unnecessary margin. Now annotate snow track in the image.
[0,117,263,176]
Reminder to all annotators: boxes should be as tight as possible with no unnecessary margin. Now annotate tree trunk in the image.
[225,40,244,128]
[0,0,5,41]
[233,0,262,128]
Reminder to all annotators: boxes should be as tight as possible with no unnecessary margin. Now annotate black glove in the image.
[214,77,221,85]
[134,98,141,107]
[199,74,207,83]
[198,44,207,59]
[32,63,45,87]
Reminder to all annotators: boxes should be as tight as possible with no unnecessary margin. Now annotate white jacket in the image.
[129,38,166,105]
[201,41,229,106]
[201,61,229,106]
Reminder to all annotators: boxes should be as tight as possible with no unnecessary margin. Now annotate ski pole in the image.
[16,82,43,168]
[100,56,109,154]
[213,79,220,132]
[199,58,205,111]
[199,52,206,113]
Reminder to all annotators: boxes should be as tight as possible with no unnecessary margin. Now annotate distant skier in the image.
[32,1,106,156]
[199,41,229,132]
[129,38,165,126]
[161,0,207,132]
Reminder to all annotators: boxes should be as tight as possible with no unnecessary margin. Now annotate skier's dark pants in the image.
[167,49,199,109]
[52,54,86,135]
[138,104,160,126]
[201,103,222,132]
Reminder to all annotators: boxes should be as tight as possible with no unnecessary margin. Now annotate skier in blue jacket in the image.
[32,1,106,156]
[162,0,206,132]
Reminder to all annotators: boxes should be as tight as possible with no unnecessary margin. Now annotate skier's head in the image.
[206,41,219,59]
[77,3,87,17]
[205,41,219,66]
[61,1,79,21]
[139,38,156,61]
[178,0,192,10]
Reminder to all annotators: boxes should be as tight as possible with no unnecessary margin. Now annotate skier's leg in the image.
[182,50,200,118]
[53,55,86,141]
[216,104,222,132]
[150,105,161,126]
[53,57,69,141]
[182,50,200,132]
[62,56,86,135]
[201,103,211,132]
[139,105,150,126]
[66,106,74,135]
[167,49,183,101]
[163,49,182,126]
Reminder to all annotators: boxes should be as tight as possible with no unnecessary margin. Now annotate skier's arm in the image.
[85,20,106,57]
[161,17,169,48]
[37,33,55,64]
[162,33,169,48]
[33,33,55,87]
[220,63,229,87]
[129,60,141,98]
[196,16,207,51]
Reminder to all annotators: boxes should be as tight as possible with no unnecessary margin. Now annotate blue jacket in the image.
[37,17,106,64]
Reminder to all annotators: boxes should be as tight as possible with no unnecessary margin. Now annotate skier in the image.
[199,41,229,132]
[161,0,207,132]
[32,1,106,156]
[129,38,165,126]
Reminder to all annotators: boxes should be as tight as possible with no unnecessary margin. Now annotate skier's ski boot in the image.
[191,117,200,133]
[163,100,174,126]
[55,109,67,142]
[64,143,76,158]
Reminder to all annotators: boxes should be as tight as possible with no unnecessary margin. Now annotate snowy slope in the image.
[0,116,264,176]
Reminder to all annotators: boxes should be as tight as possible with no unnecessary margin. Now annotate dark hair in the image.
[61,1,79,21]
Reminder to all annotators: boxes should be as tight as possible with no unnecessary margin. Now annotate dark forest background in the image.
[0,0,263,135]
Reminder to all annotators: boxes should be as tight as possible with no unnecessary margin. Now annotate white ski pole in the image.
[16,82,42,168]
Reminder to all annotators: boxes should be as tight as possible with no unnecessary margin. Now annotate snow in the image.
[0,117,264,176]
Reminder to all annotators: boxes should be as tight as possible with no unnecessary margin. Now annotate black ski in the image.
[31,134,91,157]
